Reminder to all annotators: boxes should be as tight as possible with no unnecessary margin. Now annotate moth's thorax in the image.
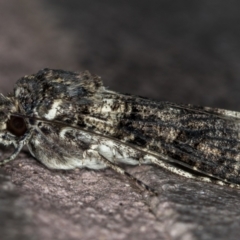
[13,68,104,117]
[12,69,126,138]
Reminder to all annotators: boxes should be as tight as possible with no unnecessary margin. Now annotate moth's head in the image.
[0,94,27,142]
[0,94,13,130]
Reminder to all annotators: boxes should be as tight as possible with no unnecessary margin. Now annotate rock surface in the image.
[1,1,240,239]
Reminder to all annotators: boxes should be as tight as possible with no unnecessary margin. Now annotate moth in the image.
[0,68,240,193]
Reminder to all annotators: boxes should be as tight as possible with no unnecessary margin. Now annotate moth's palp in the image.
[0,129,32,166]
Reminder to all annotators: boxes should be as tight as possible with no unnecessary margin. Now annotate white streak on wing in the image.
[15,87,21,97]
[204,107,240,119]
[44,100,62,120]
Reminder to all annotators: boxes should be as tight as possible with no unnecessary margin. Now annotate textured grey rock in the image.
[1,1,240,239]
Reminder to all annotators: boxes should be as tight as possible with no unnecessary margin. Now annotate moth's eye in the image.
[6,116,27,137]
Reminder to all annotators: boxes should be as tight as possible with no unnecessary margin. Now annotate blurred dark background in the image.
[0,0,240,108]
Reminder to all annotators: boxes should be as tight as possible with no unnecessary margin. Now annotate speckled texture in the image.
[1,1,240,240]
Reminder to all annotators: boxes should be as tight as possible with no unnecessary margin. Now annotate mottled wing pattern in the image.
[114,97,240,185]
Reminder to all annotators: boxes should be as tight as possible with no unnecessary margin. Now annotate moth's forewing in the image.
[115,100,240,185]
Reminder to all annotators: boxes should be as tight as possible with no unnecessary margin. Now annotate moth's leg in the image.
[84,149,158,195]
[148,154,239,188]
[0,130,32,166]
